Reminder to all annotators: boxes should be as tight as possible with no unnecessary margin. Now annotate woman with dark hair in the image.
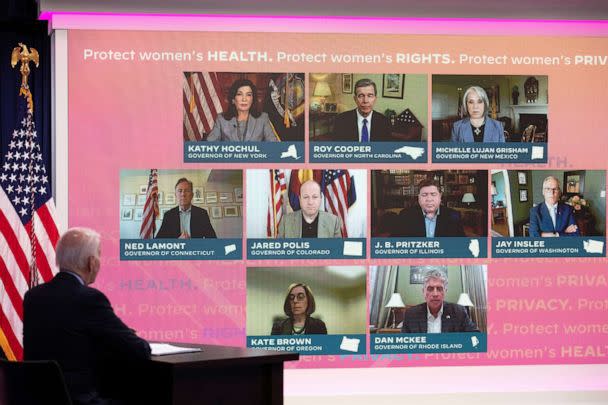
[207,78,278,142]
[271,283,327,335]
[451,86,505,143]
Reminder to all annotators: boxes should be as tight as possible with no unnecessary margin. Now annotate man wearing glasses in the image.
[402,269,479,333]
[393,179,465,237]
[529,176,579,237]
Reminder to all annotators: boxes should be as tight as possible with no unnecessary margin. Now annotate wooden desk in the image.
[100,344,298,405]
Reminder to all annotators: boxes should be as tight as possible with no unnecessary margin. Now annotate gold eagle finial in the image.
[11,43,40,112]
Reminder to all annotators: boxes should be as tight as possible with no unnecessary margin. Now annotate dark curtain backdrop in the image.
[1,20,52,197]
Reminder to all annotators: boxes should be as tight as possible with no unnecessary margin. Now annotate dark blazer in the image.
[206,112,278,142]
[401,302,479,333]
[23,271,151,403]
[394,206,465,237]
[332,109,393,142]
[271,317,327,335]
[155,205,217,238]
[451,117,505,143]
[529,202,580,237]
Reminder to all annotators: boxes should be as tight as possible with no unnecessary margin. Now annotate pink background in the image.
[68,30,608,368]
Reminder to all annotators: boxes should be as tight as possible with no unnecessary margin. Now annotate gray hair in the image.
[422,269,448,291]
[542,175,561,191]
[56,227,101,271]
[354,78,377,96]
[462,86,489,118]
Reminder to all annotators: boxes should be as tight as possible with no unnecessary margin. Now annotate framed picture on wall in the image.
[165,193,175,205]
[518,172,527,185]
[409,266,448,284]
[224,206,239,217]
[134,208,144,221]
[193,187,204,204]
[342,73,353,94]
[123,194,136,206]
[206,192,218,204]
[382,74,404,99]
[139,185,148,194]
[564,171,585,196]
[120,208,133,221]
[234,187,243,202]
[219,192,233,203]
[519,189,528,202]
[211,206,222,219]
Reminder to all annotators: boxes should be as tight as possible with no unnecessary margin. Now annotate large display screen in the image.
[67,29,607,368]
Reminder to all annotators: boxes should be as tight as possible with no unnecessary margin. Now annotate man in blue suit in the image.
[529,176,579,237]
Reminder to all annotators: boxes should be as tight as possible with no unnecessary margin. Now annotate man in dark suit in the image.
[393,179,465,237]
[331,78,393,142]
[23,227,151,404]
[156,177,217,238]
[402,269,479,333]
[529,175,579,237]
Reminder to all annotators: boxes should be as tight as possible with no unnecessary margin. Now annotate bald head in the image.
[56,227,101,284]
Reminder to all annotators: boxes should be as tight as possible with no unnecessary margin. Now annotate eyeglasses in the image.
[288,293,307,302]
[543,187,559,193]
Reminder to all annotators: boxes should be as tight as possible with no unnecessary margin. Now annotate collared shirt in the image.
[356,110,373,142]
[422,207,440,238]
[427,304,444,333]
[301,213,319,238]
[545,202,558,229]
[179,206,192,236]
[62,270,85,286]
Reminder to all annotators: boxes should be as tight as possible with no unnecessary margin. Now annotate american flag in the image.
[183,72,226,141]
[139,169,159,239]
[320,170,357,237]
[0,95,59,360]
[267,169,286,238]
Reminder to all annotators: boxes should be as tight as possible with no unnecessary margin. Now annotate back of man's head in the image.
[56,227,100,272]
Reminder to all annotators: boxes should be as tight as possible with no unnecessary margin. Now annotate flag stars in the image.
[16,185,23,194]
[39,186,46,195]
[13,196,21,205]
[41,176,48,184]
[6,185,14,193]
[16,140,23,149]
[19,207,28,217]
[0,174,7,182]
[34,165,41,173]
[21,196,29,205]
[24,186,31,194]
[9,174,16,182]
[20,163,27,171]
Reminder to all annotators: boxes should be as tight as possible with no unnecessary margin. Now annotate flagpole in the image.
[12,43,40,288]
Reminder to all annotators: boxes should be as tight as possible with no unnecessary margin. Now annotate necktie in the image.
[553,206,558,229]
[362,118,369,142]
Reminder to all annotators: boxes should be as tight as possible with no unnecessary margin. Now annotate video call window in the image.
[183,72,305,142]
[432,75,548,143]
[369,265,488,334]
[247,266,367,337]
[246,169,367,239]
[491,170,606,237]
[371,170,488,237]
[119,169,243,239]
[309,73,428,142]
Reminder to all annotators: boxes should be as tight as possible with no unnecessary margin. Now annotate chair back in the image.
[0,359,72,405]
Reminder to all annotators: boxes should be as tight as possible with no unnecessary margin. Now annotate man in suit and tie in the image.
[331,78,393,142]
[156,177,217,239]
[529,175,579,237]
[402,269,479,333]
[394,179,465,237]
[24,227,151,404]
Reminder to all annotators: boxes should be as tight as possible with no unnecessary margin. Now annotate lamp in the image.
[457,292,475,317]
[384,293,405,329]
[313,81,332,111]
[461,193,476,206]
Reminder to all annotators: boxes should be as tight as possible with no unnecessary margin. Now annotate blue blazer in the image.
[529,202,580,237]
[451,117,505,143]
